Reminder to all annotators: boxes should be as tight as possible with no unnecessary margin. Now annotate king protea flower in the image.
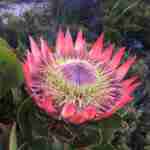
[23,29,140,125]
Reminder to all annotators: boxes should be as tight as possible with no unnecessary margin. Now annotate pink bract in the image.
[23,29,140,125]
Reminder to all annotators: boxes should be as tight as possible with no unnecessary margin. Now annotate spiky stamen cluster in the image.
[23,30,140,124]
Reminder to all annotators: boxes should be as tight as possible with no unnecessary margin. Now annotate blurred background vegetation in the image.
[0,0,150,150]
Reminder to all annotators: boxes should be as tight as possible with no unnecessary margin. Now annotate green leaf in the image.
[31,137,52,150]
[99,114,122,129]
[9,123,17,150]
[92,144,115,150]
[145,146,150,150]
[98,114,123,144]
[18,137,52,150]
[0,38,23,95]
[51,138,64,150]
[17,98,33,141]
[67,144,76,150]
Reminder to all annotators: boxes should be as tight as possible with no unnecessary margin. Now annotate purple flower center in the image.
[61,62,96,86]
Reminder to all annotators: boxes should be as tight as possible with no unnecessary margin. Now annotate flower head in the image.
[23,29,140,124]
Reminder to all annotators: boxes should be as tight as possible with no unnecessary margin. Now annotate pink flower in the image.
[23,29,140,124]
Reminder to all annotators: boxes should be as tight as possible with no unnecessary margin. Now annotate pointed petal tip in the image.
[78,29,83,36]
[29,36,33,45]
[56,28,65,55]
[65,28,72,38]
[100,32,104,38]
[116,56,137,80]
[28,35,32,40]
[129,81,141,94]
[57,28,65,39]
[110,47,126,69]
[29,35,36,44]
[40,36,44,42]
[65,28,73,41]
[97,32,104,43]
[101,43,114,63]
[76,30,84,40]
[66,27,70,33]
[28,35,41,60]
[63,28,74,56]
[75,30,87,57]
[122,75,139,86]
[89,32,105,59]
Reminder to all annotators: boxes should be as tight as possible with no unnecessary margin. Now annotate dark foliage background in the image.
[0,0,150,150]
